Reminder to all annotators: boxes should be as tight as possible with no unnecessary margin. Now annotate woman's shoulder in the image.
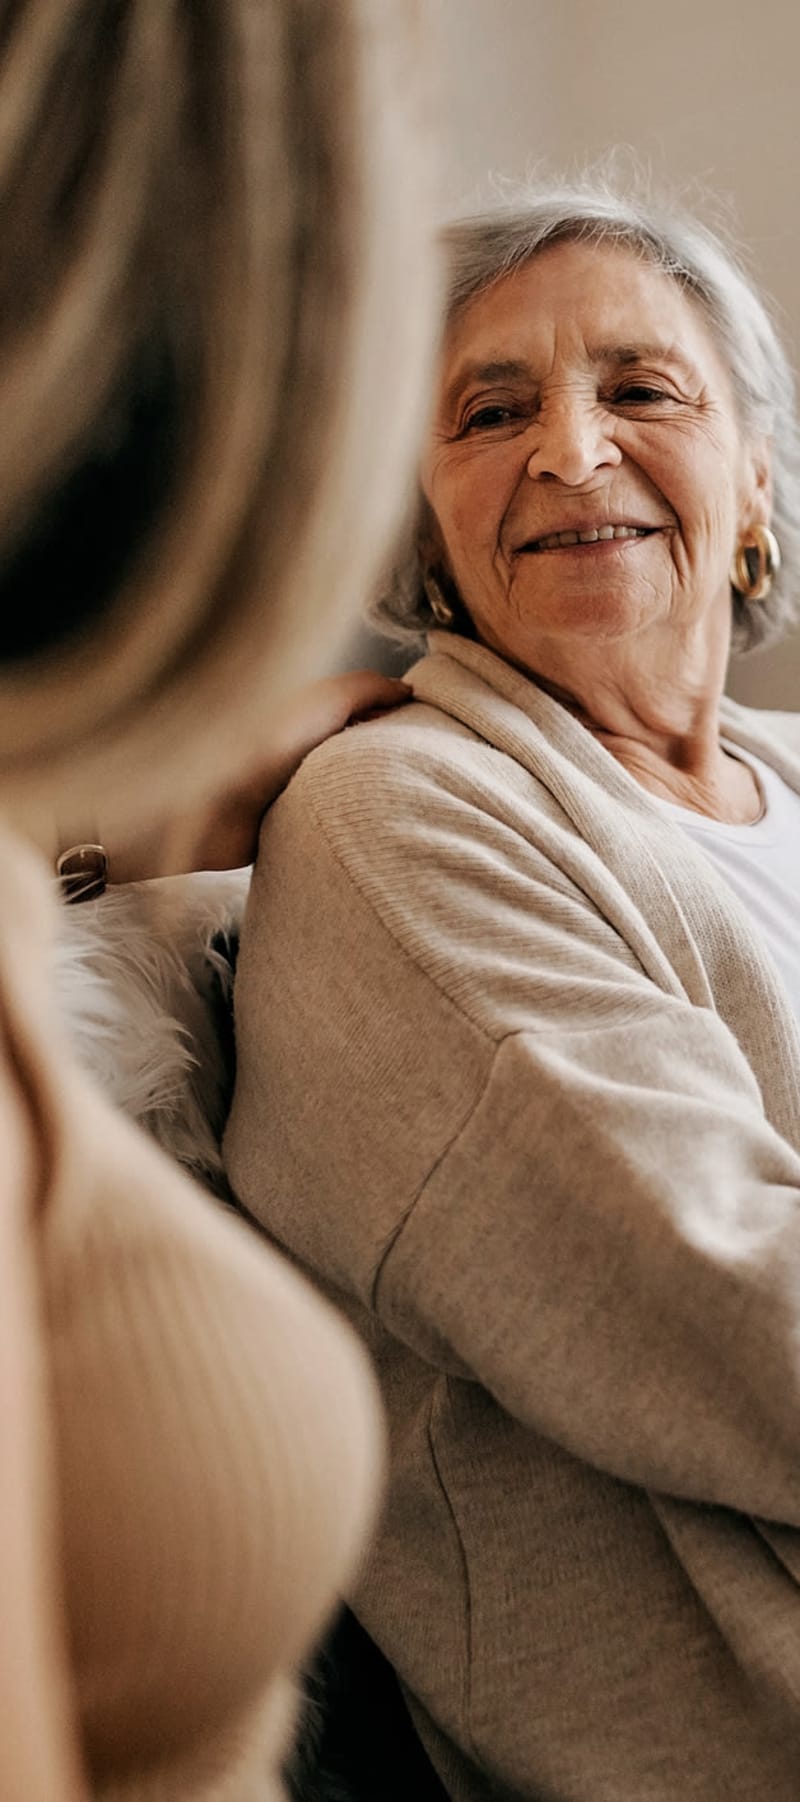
[280,696,523,841]
[751,709,800,752]
[308,697,483,779]
[722,695,800,750]
[720,697,800,780]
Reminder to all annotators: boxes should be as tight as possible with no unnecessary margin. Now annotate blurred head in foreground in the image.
[0,0,438,849]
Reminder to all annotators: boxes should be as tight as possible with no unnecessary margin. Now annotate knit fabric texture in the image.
[0,827,382,1801]
[226,631,800,1802]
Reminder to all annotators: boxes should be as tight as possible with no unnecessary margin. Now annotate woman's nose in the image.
[525,398,621,485]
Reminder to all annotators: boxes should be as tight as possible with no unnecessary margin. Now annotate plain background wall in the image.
[397,0,800,708]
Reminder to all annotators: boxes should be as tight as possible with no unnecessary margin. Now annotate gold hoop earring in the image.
[730,524,782,602]
[423,572,455,627]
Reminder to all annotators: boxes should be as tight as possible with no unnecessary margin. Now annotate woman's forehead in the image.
[440,239,726,389]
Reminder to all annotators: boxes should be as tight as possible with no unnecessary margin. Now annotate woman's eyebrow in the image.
[441,357,533,415]
[594,341,698,379]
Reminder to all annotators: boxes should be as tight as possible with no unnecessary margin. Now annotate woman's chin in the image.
[482,590,657,658]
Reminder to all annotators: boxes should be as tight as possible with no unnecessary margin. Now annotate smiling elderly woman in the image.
[225,182,800,1802]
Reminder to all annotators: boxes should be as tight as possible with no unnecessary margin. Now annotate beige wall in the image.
[426,0,800,707]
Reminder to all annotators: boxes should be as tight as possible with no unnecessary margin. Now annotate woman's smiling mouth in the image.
[521,524,658,554]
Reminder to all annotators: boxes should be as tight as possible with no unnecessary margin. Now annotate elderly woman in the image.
[225,180,800,1802]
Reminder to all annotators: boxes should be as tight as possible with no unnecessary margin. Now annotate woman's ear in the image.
[742,434,773,527]
[418,494,452,579]
[416,494,473,634]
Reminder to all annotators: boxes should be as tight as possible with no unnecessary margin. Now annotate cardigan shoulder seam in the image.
[369,1039,500,1308]
[370,1001,703,1316]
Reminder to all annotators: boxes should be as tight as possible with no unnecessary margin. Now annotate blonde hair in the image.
[0,0,438,846]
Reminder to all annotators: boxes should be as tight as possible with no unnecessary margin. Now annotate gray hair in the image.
[371,176,800,657]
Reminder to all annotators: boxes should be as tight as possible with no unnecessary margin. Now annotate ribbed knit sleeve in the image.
[0,830,383,1801]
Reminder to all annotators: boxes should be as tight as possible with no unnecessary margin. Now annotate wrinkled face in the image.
[421,240,770,673]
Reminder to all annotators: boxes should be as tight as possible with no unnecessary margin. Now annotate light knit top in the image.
[226,631,800,1802]
[0,823,382,1801]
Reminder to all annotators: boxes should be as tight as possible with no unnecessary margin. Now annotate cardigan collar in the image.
[409,634,800,1149]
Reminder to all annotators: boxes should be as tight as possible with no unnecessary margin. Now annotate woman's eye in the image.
[612,384,672,405]
[462,402,523,433]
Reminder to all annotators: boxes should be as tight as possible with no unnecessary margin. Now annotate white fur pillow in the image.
[52,870,250,1194]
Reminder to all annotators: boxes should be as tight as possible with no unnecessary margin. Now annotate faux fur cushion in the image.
[52,869,250,1195]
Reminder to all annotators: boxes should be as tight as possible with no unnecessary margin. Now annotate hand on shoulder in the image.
[63,672,412,885]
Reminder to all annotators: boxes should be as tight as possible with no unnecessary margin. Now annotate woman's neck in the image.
[582,720,762,824]
[521,627,761,826]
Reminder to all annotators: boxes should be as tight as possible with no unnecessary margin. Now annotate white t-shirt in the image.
[652,743,800,1031]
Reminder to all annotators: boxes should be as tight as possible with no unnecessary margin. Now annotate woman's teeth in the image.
[531,525,650,551]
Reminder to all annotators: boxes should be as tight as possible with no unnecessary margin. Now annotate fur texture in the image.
[52,870,249,1194]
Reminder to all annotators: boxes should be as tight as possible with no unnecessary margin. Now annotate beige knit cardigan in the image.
[226,631,800,1802]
